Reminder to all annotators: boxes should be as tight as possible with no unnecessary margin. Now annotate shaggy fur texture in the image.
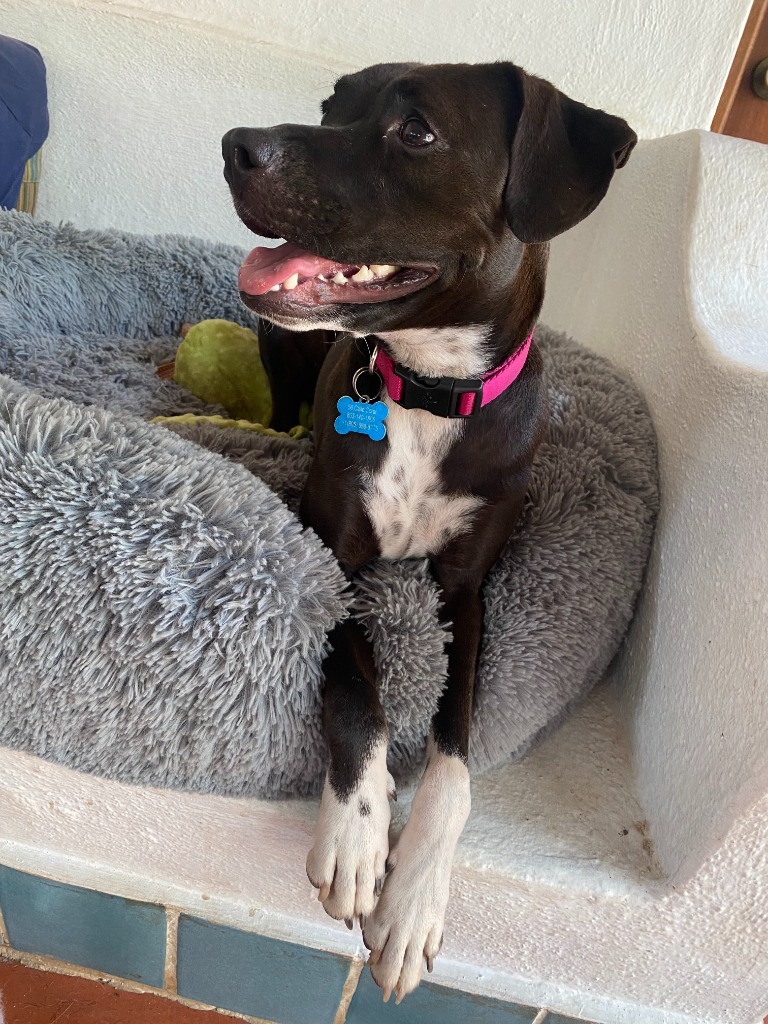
[0,211,659,796]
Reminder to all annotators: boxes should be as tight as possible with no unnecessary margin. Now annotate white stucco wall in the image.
[542,130,768,888]
[0,0,756,243]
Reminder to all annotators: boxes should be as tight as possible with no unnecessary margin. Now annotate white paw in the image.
[306,741,395,925]
[363,836,448,1002]
[362,749,471,1002]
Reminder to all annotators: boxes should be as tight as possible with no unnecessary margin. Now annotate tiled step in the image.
[0,863,580,1023]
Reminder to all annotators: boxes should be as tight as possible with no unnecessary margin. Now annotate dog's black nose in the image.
[222,127,276,179]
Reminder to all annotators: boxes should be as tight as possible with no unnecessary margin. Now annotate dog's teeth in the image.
[317,274,327,282]
[283,273,299,291]
[351,265,374,283]
[269,284,281,292]
[370,264,398,278]
[332,272,348,285]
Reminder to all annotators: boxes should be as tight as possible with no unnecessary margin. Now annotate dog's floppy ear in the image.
[504,68,637,243]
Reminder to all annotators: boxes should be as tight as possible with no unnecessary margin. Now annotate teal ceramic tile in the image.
[177,916,349,1024]
[347,967,537,1024]
[0,865,166,986]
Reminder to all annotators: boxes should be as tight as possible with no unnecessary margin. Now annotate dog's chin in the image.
[238,294,427,336]
[240,297,346,333]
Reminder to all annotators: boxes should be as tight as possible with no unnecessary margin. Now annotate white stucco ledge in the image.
[0,129,766,1024]
[544,129,768,888]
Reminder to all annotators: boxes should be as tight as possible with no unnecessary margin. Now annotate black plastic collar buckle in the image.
[393,365,483,418]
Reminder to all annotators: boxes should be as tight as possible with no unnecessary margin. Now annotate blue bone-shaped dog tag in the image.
[334,396,388,441]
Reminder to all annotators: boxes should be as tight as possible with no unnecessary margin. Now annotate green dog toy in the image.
[174,318,273,425]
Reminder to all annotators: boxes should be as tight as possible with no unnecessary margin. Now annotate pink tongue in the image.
[238,242,355,295]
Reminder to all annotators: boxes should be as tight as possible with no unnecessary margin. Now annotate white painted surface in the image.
[543,129,768,893]
[0,0,756,242]
[0,0,329,246]
[689,134,768,371]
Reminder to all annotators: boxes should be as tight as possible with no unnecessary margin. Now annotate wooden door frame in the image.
[712,0,768,139]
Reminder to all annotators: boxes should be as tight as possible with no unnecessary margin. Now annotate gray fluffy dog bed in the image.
[0,211,658,797]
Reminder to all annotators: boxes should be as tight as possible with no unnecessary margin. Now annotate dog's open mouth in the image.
[238,241,438,306]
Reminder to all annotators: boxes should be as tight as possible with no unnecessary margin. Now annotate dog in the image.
[222,60,635,1002]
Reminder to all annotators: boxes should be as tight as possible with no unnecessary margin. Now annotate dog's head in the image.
[222,62,635,334]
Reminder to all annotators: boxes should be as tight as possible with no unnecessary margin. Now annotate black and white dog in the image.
[222,61,635,1002]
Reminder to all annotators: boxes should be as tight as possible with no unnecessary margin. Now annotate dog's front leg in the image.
[364,564,480,1002]
[307,614,395,928]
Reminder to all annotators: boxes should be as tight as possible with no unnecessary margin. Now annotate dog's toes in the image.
[384,849,399,874]
[322,865,357,922]
[368,928,409,1003]
[424,925,443,959]
[368,930,428,1005]
[395,940,426,1003]
[308,841,350,920]
[424,925,443,975]
[362,916,390,966]
[306,847,334,905]
[354,865,377,922]
[315,857,383,926]
[386,772,398,802]
[374,850,387,896]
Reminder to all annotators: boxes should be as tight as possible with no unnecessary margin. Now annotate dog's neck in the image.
[373,244,547,379]
[373,324,490,378]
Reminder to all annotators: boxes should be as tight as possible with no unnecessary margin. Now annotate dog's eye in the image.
[399,118,435,147]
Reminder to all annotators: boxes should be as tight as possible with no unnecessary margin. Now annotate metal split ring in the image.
[352,365,383,403]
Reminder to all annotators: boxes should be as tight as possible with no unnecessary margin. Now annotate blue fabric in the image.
[0,35,48,209]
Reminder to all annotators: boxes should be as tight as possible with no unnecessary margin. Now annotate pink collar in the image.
[373,328,534,418]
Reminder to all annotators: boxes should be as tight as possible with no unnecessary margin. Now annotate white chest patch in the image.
[362,401,485,560]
